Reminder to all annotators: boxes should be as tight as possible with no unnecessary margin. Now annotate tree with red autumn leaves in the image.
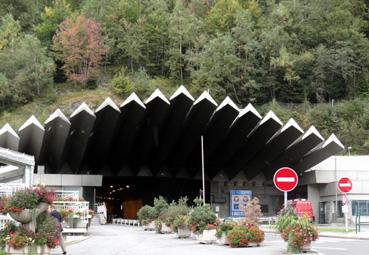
[52,15,106,84]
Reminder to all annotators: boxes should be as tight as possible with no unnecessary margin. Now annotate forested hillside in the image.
[0,0,368,154]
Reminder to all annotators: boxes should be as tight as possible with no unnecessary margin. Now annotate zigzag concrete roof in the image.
[0,87,344,180]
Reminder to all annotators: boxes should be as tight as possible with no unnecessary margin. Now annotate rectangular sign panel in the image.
[230,190,252,217]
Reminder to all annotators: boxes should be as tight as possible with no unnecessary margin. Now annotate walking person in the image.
[50,207,67,254]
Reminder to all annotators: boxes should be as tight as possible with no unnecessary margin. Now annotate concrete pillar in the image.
[307,184,320,223]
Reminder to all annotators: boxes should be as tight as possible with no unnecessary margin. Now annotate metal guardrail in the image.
[355,214,369,233]
[112,218,140,226]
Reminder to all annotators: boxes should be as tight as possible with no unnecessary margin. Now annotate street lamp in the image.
[348,146,352,156]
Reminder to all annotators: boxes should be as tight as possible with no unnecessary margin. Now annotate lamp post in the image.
[348,146,352,156]
[201,135,205,205]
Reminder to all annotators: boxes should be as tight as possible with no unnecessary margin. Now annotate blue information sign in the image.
[230,190,252,217]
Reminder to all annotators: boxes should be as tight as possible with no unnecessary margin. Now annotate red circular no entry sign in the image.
[273,167,299,192]
[337,177,352,193]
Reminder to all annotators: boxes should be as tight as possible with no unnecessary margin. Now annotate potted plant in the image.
[226,223,264,248]
[148,196,169,232]
[3,186,54,232]
[188,200,217,243]
[162,197,189,232]
[137,205,156,231]
[216,221,236,245]
[155,220,162,234]
[275,205,319,253]
[173,215,190,238]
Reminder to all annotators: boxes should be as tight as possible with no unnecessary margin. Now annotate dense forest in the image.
[0,0,368,154]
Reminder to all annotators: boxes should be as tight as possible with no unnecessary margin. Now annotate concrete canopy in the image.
[0,88,344,181]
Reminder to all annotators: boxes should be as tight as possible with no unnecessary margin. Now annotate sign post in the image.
[273,167,299,208]
[338,177,352,232]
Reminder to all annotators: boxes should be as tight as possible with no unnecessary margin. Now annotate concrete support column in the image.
[23,165,34,187]
[307,184,320,223]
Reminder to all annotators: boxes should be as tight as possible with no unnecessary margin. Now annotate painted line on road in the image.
[314,247,347,251]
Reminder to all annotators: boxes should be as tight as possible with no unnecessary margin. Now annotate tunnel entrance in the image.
[96,177,210,220]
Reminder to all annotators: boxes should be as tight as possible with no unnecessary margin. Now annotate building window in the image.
[352,200,369,216]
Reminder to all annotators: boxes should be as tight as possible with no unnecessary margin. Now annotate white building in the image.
[304,155,369,224]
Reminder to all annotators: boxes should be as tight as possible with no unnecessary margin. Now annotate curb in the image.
[65,236,90,246]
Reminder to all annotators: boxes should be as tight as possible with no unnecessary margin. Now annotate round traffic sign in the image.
[273,167,299,192]
[338,177,352,193]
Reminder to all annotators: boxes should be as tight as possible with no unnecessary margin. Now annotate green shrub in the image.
[227,224,264,248]
[216,221,237,238]
[137,205,156,225]
[173,215,190,231]
[153,196,169,218]
[111,71,133,96]
[160,197,189,229]
[155,220,162,234]
[188,203,216,233]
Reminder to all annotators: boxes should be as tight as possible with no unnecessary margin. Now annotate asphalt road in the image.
[50,225,369,255]
[312,237,369,255]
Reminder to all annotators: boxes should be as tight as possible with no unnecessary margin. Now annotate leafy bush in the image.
[173,215,190,231]
[227,224,264,248]
[137,205,156,225]
[188,203,216,233]
[275,205,298,236]
[216,221,237,238]
[155,220,162,234]
[153,196,169,218]
[243,197,262,224]
[285,217,319,253]
[4,187,55,213]
[160,197,189,228]
[275,205,319,253]
[111,71,133,96]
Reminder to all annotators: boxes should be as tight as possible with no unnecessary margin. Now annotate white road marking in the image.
[314,247,347,251]
[277,177,295,182]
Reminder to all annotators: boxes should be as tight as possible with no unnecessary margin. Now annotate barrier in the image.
[112,218,140,227]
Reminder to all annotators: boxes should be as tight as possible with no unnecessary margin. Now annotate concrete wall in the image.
[210,172,283,218]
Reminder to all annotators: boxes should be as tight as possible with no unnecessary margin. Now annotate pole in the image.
[201,135,205,205]
[284,191,287,208]
[335,157,337,221]
[345,193,348,232]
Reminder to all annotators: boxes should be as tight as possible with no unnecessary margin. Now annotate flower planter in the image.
[161,224,172,234]
[9,202,49,232]
[4,245,29,255]
[217,233,230,245]
[36,245,51,255]
[68,217,80,228]
[177,227,191,238]
[199,229,217,244]
[143,220,156,231]
[5,245,51,255]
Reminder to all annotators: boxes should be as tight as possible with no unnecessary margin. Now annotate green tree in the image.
[0,14,22,50]
[34,0,73,48]
[0,34,55,106]
[167,1,200,82]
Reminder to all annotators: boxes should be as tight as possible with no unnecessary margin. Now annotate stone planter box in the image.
[4,245,50,255]
[143,220,156,231]
[217,233,230,245]
[161,224,172,234]
[199,229,217,244]
[9,202,48,232]
[177,227,190,238]
[67,217,80,228]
